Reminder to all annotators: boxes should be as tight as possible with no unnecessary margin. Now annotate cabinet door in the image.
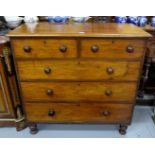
[0,59,14,118]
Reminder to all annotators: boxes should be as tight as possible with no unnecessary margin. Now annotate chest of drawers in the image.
[8,22,151,135]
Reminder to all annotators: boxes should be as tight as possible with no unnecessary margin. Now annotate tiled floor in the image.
[0,106,155,138]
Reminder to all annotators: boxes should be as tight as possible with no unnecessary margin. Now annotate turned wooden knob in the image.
[106,67,114,74]
[23,45,31,52]
[105,90,112,96]
[59,45,67,53]
[48,110,55,117]
[44,67,51,74]
[102,110,110,116]
[91,45,99,53]
[46,89,54,96]
[126,46,134,53]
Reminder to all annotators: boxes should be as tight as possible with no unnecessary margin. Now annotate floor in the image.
[0,106,155,138]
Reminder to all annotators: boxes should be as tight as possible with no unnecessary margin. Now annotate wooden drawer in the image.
[11,38,77,58]
[16,60,141,81]
[21,82,137,102]
[25,102,133,123]
[81,39,145,59]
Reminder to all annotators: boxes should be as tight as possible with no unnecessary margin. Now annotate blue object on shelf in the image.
[127,16,139,25]
[138,16,147,27]
[115,16,127,23]
[47,16,69,23]
[151,16,155,27]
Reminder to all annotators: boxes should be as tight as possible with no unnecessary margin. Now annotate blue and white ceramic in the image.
[138,16,147,27]
[151,16,155,27]
[47,16,69,23]
[115,16,127,23]
[127,16,139,25]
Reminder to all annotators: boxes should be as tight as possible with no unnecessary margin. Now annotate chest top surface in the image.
[7,22,151,38]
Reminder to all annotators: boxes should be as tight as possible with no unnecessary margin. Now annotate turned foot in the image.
[29,124,38,134]
[119,124,128,135]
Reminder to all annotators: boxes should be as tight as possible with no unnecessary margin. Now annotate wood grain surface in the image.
[7,23,151,38]
[25,102,133,123]
[20,82,137,102]
[81,38,145,59]
[16,60,141,81]
[12,38,77,58]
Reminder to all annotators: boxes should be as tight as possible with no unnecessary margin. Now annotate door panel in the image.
[0,60,14,118]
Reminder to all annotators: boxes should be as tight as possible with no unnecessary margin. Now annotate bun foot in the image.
[29,124,38,135]
[119,124,128,135]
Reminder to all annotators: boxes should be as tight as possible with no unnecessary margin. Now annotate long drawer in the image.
[25,102,133,123]
[16,60,141,81]
[21,82,137,102]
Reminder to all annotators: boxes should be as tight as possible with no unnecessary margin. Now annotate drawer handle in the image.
[106,67,114,74]
[105,90,112,96]
[126,46,134,53]
[102,110,110,116]
[23,45,31,52]
[48,110,55,117]
[44,67,51,74]
[59,45,67,53]
[46,89,54,96]
[91,45,99,53]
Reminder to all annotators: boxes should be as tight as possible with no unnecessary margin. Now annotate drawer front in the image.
[17,60,141,81]
[21,82,137,102]
[11,38,77,58]
[81,39,145,59]
[25,102,133,123]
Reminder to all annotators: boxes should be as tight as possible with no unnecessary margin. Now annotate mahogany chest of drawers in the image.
[8,22,150,135]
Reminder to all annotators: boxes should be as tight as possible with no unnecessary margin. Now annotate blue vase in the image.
[151,16,155,27]
[138,16,147,27]
[47,16,69,23]
[127,16,138,25]
[115,16,127,23]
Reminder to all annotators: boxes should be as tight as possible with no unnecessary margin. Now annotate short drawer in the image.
[21,82,137,102]
[11,38,77,58]
[25,102,133,123]
[16,60,141,81]
[81,39,145,59]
